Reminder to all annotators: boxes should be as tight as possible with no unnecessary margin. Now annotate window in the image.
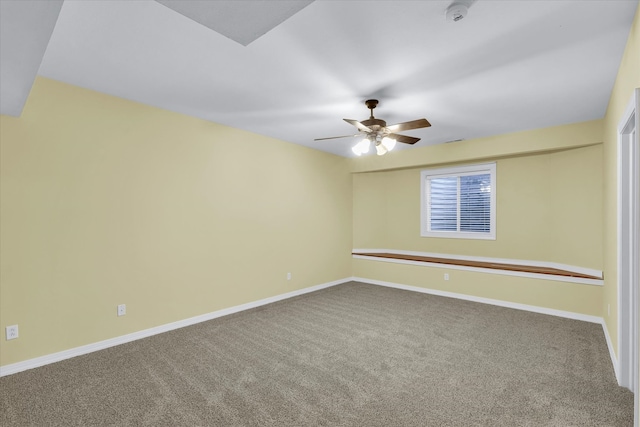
[421,163,496,239]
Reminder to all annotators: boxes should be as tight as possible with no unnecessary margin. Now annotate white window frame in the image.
[421,162,496,240]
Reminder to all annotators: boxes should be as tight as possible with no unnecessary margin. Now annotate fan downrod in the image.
[365,99,379,119]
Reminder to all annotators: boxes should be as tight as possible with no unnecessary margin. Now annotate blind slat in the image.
[428,173,491,233]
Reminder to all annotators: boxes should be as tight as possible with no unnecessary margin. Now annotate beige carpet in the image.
[0,281,633,426]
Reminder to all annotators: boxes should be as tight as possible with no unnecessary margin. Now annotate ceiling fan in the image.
[315,99,431,156]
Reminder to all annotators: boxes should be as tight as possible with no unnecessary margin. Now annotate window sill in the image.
[421,231,496,240]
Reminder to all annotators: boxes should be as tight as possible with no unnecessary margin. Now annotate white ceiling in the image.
[0,0,63,116]
[155,1,315,46]
[1,0,638,157]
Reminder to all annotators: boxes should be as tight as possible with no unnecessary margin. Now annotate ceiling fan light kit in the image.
[352,134,397,157]
[316,99,431,157]
[381,136,396,152]
[352,139,370,156]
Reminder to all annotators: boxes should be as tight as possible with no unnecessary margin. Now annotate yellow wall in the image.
[351,126,604,315]
[602,4,640,358]
[0,77,352,366]
[354,144,603,269]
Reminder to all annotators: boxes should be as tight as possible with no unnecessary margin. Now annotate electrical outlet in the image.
[444,273,450,281]
[117,304,126,316]
[287,272,291,281]
[6,325,18,340]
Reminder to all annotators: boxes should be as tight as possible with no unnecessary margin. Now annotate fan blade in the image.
[314,134,361,141]
[344,119,373,133]
[386,118,431,133]
[389,133,420,145]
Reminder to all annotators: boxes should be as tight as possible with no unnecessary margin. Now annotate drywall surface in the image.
[602,3,640,359]
[351,119,604,319]
[353,259,603,318]
[353,144,603,270]
[0,77,352,366]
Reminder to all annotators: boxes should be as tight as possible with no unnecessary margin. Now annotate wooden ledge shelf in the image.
[352,252,603,281]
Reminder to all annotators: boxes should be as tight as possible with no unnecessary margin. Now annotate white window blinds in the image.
[428,177,458,231]
[421,163,496,240]
[459,173,491,233]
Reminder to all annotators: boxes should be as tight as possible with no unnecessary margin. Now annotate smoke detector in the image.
[446,1,470,23]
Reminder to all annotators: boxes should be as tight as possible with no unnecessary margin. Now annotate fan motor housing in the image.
[361,118,387,129]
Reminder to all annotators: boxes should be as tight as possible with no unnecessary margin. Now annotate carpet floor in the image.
[0,281,634,426]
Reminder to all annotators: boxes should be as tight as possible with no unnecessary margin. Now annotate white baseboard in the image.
[0,277,351,377]
[601,319,620,383]
[354,276,603,323]
[3,276,619,386]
